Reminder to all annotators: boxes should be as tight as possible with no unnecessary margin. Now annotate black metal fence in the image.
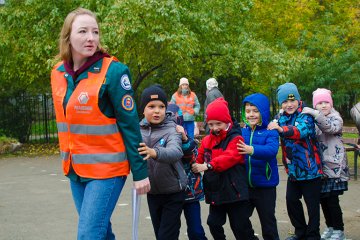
[0,94,57,143]
[0,90,355,144]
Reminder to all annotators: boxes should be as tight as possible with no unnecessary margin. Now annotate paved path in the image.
[0,155,359,240]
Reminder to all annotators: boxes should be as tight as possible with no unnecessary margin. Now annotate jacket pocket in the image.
[203,171,221,192]
[265,162,272,180]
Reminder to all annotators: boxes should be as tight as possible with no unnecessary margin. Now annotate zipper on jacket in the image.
[248,126,255,188]
[171,163,182,190]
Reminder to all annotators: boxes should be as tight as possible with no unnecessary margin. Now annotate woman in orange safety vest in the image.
[50,8,150,239]
[170,77,200,139]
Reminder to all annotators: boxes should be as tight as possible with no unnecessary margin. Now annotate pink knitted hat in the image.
[312,88,333,108]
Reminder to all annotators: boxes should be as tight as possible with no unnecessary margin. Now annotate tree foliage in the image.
[0,0,359,118]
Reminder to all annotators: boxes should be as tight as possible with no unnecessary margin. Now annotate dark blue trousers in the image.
[147,191,184,240]
[247,187,280,240]
[286,178,322,240]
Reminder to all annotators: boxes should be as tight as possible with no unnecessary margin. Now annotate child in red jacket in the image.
[192,98,251,239]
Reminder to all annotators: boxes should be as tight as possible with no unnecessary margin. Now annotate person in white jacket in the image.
[302,88,349,240]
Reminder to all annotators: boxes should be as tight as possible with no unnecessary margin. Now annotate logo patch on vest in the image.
[120,74,132,90]
[78,92,89,104]
[121,94,134,111]
[159,138,165,146]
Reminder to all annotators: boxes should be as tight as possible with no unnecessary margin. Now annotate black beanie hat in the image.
[140,84,168,112]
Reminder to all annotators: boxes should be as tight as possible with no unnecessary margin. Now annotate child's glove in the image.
[302,107,320,118]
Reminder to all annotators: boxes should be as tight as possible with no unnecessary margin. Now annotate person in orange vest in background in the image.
[50,8,150,239]
[170,77,201,139]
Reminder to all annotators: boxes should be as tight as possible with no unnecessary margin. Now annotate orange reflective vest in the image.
[174,92,196,115]
[51,57,130,179]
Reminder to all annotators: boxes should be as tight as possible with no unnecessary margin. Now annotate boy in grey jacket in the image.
[138,85,187,240]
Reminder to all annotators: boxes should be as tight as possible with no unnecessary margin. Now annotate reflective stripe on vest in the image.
[57,122,68,132]
[57,122,70,161]
[51,57,130,178]
[69,124,118,135]
[72,152,127,164]
[60,151,70,162]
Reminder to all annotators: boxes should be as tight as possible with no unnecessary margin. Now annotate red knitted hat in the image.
[205,98,232,124]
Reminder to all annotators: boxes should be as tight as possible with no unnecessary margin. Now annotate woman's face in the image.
[181,84,189,90]
[70,14,99,63]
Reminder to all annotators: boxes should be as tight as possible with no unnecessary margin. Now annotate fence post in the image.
[43,94,49,143]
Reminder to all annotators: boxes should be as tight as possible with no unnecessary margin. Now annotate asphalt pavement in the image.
[1,155,359,240]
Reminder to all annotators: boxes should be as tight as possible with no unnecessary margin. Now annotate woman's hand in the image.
[138,142,157,160]
[134,177,151,195]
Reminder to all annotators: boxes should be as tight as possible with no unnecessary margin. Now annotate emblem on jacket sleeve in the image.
[121,94,134,111]
[120,74,132,90]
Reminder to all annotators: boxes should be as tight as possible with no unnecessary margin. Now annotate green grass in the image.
[343,132,359,138]
[0,136,17,143]
[31,119,57,135]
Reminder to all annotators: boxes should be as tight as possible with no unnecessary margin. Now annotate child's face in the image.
[315,101,331,116]
[207,120,228,135]
[143,100,166,124]
[245,103,260,128]
[281,99,299,115]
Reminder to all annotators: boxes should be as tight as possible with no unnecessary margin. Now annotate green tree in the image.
[0,0,358,118]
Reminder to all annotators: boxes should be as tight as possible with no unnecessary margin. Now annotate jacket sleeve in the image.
[211,135,245,172]
[182,137,197,155]
[252,130,279,160]
[170,93,177,104]
[154,129,183,164]
[193,93,200,115]
[106,62,148,181]
[281,114,316,140]
[314,111,343,135]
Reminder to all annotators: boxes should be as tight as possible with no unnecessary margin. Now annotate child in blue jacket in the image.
[237,93,280,240]
[268,83,323,240]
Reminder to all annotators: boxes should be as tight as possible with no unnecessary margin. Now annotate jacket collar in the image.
[57,51,110,81]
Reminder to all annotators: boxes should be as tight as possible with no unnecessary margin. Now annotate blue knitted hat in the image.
[277,83,301,105]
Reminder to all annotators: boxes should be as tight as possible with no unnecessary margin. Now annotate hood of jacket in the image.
[242,93,270,129]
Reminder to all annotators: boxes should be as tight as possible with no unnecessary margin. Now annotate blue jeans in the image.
[70,176,127,240]
[183,201,207,240]
[183,121,195,139]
